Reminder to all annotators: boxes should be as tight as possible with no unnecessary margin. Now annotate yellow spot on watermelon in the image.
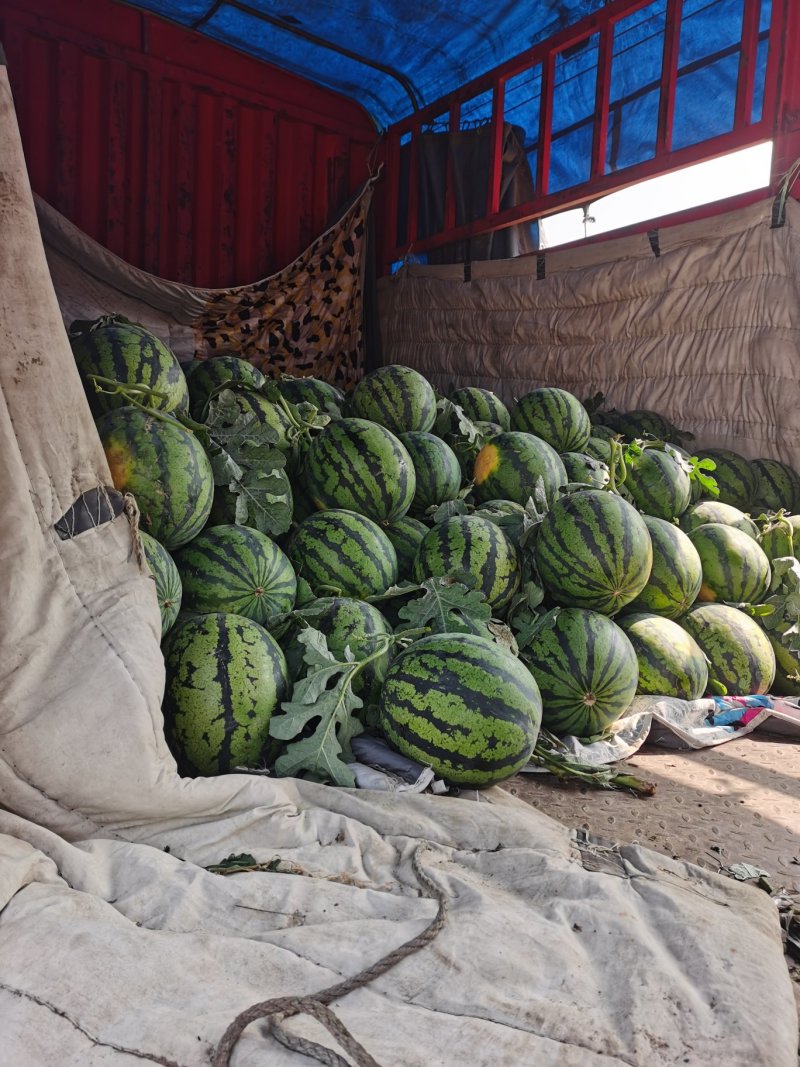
[104,443,133,489]
[698,583,717,602]
[474,443,500,485]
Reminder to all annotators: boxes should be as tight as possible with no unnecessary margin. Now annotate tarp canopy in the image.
[126,0,771,142]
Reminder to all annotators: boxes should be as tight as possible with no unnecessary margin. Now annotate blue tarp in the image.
[131,0,770,172]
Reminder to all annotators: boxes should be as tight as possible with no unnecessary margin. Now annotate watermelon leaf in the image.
[428,497,473,524]
[396,577,493,637]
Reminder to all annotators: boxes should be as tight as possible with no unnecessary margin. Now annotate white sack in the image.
[0,56,797,1066]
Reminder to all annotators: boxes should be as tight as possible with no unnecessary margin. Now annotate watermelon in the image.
[534,490,653,615]
[286,597,393,703]
[70,316,189,417]
[560,451,611,489]
[212,389,294,451]
[303,418,415,524]
[522,608,638,738]
[510,387,591,453]
[413,515,521,614]
[288,509,398,598]
[680,500,759,540]
[751,458,800,514]
[399,431,463,514]
[759,513,800,562]
[378,633,541,786]
[448,386,511,431]
[693,448,757,511]
[602,409,683,442]
[186,356,266,420]
[96,406,213,550]
[584,437,613,462]
[276,376,345,416]
[617,612,708,699]
[163,612,289,775]
[386,515,429,580]
[768,633,800,696]
[174,525,297,629]
[476,499,527,517]
[589,424,621,442]
[623,448,691,520]
[681,603,775,695]
[688,523,771,604]
[626,515,702,619]
[348,364,436,434]
[473,431,567,507]
[139,531,182,637]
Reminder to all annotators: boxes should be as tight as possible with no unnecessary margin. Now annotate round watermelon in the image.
[386,515,429,580]
[626,515,702,619]
[276,376,345,416]
[96,406,214,550]
[693,448,757,511]
[560,451,611,489]
[759,513,800,562]
[534,490,653,615]
[473,431,567,507]
[186,355,266,420]
[286,597,393,704]
[379,633,541,786]
[510,387,591,453]
[623,448,691,520]
[399,431,463,514]
[288,509,398,598]
[174,525,297,629]
[522,608,638,738]
[751,458,800,514]
[448,387,511,430]
[163,612,290,775]
[617,612,708,699]
[688,523,771,604]
[680,500,759,540]
[349,364,436,434]
[139,531,182,637]
[413,515,521,614]
[602,409,683,441]
[681,603,775,695]
[767,632,800,696]
[70,317,189,417]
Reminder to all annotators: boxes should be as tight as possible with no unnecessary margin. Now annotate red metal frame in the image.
[379,0,794,272]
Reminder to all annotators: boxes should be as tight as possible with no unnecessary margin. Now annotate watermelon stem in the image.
[530,732,656,796]
[87,375,208,433]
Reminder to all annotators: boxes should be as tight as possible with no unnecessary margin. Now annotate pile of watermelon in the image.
[71,314,800,789]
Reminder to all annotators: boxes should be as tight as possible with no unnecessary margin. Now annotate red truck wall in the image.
[0,0,377,288]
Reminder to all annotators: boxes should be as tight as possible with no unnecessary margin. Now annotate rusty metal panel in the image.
[0,0,376,288]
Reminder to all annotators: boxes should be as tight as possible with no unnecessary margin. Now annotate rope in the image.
[122,493,146,572]
[211,843,448,1067]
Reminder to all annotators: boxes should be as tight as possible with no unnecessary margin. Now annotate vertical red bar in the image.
[487,78,505,215]
[591,26,613,180]
[406,121,421,253]
[770,0,800,185]
[656,0,682,155]
[443,99,460,231]
[734,0,763,128]
[536,51,554,195]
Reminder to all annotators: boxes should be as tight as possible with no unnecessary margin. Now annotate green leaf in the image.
[396,577,493,637]
[428,497,473,523]
[514,605,560,651]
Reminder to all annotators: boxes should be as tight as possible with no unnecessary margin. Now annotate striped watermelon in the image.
[96,406,213,550]
[759,513,800,562]
[400,431,462,514]
[174,525,297,629]
[768,633,800,696]
[626,515,702,619]
[386,515,429,580]
[534,490,653,615]
[288,509,398,598]
[187,356,266,420]
[522,608,638,738]
[601,410,684,442]
[349,364,436,434]
[163,612,289,775]
[276,376,346,416]
[694,448,757,510]
[617,612,708,699]
[303,418,415,524]
[378,633,541,786]
[413,515,521,614]
[473,431,567,507]
[623,448,691,520]
[287,597,393,704]
[139,531,182,637]
[688,523,771,604]
[510,388,591,453]
[448,387,511,430]
[214,389,295,451]
[680,500,759,540]
[681,603,775,695]
[70,317,189,417]
[476,499,527,516]
[751,458,800,514]
[560,451,611,489]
